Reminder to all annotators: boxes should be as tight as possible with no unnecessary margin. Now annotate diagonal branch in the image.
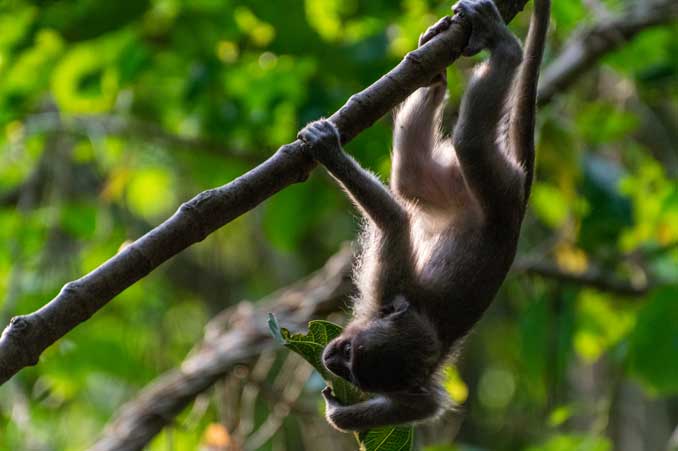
[91,239,669,451]
[538,0,678,105]
[513,259,653,297]
[89,3,678,448]
[0,0,536,385]
[89,245,355,451]
[21,113,260,163]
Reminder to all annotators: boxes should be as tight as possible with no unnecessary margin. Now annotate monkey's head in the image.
[322,296,441,393]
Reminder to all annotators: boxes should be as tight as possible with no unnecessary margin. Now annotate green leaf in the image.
[423,446,458,451]
[573,291,635,363]
[526,434,612,451]
[531,182,570,228]
[268,315,414,451]
[59,202,98,239]
[267,313,285,345]
[627,287,678,395]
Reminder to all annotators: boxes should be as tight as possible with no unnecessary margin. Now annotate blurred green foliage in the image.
[0,0,677,450]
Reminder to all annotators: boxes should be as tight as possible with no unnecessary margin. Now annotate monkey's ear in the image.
[381,295,411,318]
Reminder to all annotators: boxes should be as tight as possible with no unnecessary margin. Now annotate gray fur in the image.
[297,0,550,432]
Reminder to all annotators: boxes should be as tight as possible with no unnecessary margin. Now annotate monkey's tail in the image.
[509,0,550,203]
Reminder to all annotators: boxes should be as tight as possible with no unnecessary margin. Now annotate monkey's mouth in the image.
[324,358,354,384]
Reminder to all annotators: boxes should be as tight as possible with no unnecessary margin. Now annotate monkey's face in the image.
[322,298,440,393]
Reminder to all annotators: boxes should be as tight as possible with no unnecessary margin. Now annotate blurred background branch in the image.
[538,0,678,104]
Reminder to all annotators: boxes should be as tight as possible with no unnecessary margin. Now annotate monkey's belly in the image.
[411,225,515,298]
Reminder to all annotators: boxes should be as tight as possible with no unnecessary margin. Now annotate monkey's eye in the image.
[341,341,352,358]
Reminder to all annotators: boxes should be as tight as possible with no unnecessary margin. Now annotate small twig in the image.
[234,352,277,439]
[245,355,313,450]
[538,0,678,105]
[512,259,652,297]
[14,113,260,163]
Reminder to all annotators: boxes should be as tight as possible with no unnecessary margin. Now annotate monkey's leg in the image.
[391,84,452,206]
[452,0,525,216]
[391,17,454,207]
[298,120,407,233]
[322,387,440,432]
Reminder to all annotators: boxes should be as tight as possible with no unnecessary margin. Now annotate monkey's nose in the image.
[322,341,340,361]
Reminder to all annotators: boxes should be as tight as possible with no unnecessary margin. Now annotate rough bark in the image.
[90,1,678,448]
[1,0,532,385]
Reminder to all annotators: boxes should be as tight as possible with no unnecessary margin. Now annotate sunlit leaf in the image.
[574,291,636,363]
[531,182,570,228]
[526,434,612,451]
[51,42,119,114]
[126,167,175,220]
[442,365,468,404]
[548,405,574,427]
[268,315,414,451]
[554,244,588,275]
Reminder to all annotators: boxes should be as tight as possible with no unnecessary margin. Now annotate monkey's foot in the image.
[453,0,507,56]
[419,16,452,86]
[419,15,452,47]
[297,119,343,162]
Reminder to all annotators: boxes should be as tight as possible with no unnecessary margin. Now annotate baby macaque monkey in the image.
[297,0,550,432]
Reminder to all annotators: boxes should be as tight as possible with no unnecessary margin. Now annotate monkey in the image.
[296,0,550,432]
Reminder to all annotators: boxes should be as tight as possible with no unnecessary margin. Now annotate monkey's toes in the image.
[452,0,475,19]
[419,15,452,46]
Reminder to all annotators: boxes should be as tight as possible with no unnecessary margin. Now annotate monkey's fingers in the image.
[419,15,453,47]
[452,1,476,20]
[454,0,502,57]
[297,125,322,145]
[321,386,341,405]
[316,120,341,140]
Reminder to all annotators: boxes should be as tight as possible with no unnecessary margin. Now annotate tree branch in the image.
[85,4,678,448]
[20,113,259,163]
[1,0,521,384]
[88,245,354,451]
[538,0,678,105]
[512,259,652,297]
[91,238,667,450]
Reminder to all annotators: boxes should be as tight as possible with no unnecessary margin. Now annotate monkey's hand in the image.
[418,16,452,86]
[297,119,344,165]
[321,386,342,409]
[453,0,518,57]
[322,386,350,430]
[322,385,443,432]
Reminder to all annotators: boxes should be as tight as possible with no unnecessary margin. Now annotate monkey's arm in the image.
[452,0,525,216]
[322,387,440,432]
[298,120,407,232]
